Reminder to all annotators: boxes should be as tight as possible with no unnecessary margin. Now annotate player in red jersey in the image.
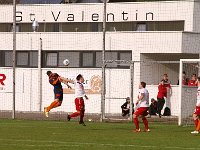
[188,74,197,87]
[67,74,89,126]
[133,82,150,132]
[191,77,200,134]
[44,71,72,117]
[157,74,171,118]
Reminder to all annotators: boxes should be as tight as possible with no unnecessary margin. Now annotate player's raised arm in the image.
[59,77,74,84]
[59,77,74,88]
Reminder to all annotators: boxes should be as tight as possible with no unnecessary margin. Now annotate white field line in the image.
[0,143,79,147]
[0,138,199,150]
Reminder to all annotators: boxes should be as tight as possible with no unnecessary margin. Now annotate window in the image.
[58,52,80,67]
[119,52,132,61]
[0,50,132,68]
[105,52,118,67]
[46,52,58,67]
[96,52,118,68]
[82,52,94,67]
[30,52,38,67]
[10,24,20,32]
[45,24,60,32]
[95,52,102,68]
[17,52,29,66]
[91,23,99,32]
[136,23,147,31]
[5,51,12,67]
[19,0,62,4]
[1,51,38,67]
[119,52,132,68]
[0,51,2,67]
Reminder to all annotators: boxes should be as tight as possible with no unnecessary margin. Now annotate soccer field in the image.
[0,120,200,150]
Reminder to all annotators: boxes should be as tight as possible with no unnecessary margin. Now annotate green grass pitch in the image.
[0,119,200,150]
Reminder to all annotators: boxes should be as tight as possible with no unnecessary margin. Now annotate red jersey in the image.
[188,80,197,86]
[157,81,171,99]
[157,84,167,99]
[163,80,171,89]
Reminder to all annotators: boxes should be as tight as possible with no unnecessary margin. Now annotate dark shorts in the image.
[75,97,85,111]
[54,93,63,101]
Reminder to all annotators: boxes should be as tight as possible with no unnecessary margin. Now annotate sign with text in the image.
[63,75,102,94]
[0,74,6,91]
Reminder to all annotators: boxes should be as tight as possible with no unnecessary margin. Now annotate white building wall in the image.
[193,2,200,32]
[0,1,195,32]
[0,32,185,52]
[1,32,200,54]
[0,68,181,116]
[182,32,200,53]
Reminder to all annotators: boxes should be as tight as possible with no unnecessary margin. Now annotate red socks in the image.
[142,117,149,130]
[196,120,200,131]
[194,119,199,127]
[134,117,149,130]
[134,118,139,129]
[70,110,85,122]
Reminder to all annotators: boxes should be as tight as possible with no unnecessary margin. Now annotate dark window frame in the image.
[0,51,2,67]
[29,51,39,68]
[44,51,59,68]
[58,51,81,68]
[0,50,132,69]
[118,51,132,69]
[16,51,29,67]
[15,51,38,68]
[95,50,132,69]
[3,51,13,67]
[81,51,96,68]
[136,22,147,31]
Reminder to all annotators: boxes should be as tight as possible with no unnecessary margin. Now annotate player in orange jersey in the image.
[44,71,72,117]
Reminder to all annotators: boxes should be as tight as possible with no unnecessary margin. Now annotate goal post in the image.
[102,60,134,122]
[178,59,200,126]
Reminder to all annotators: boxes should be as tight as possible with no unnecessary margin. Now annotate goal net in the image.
[103,60,134,122]
[179,59,200,126]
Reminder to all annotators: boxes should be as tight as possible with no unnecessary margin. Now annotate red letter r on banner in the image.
[0,74,6,86]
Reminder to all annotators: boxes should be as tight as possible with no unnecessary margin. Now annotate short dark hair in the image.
[141,82,146,88]
[46,71,52,76]
[183,71,186,75]
[198,77,200,82]
[163,74,168,77]
[76,74,83,81]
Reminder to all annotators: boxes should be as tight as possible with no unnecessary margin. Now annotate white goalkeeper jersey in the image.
[75,82,85,98]
[196,87,200,106]
[138,88,149,107]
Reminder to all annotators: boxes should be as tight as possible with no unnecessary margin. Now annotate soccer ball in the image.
[88,119,92,122]
[63,59,70,66]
